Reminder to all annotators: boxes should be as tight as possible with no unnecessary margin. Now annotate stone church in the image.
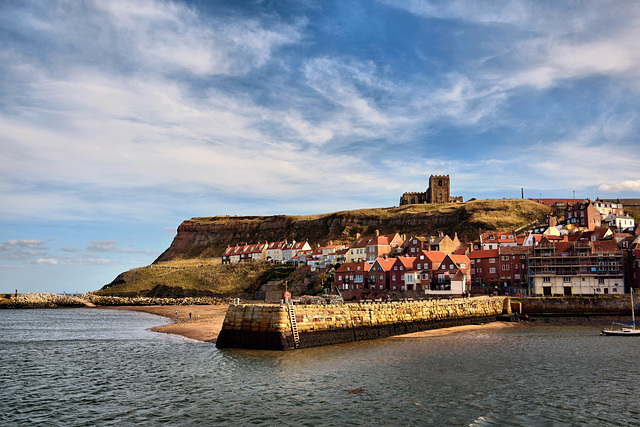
[399,175,463,205]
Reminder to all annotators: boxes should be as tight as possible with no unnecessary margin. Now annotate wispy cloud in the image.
[0,239,50,260]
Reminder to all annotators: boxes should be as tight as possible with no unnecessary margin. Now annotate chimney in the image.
[356,233,361,239]
[375,229,380,237]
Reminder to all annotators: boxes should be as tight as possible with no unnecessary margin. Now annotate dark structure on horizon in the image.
[400,175,463,206]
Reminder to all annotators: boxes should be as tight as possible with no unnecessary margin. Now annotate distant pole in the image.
[521,188,524,199]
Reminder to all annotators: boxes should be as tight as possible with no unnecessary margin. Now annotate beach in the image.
[104,304,229,342]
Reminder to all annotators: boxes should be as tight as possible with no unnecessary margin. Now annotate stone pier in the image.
[216,297,510,350]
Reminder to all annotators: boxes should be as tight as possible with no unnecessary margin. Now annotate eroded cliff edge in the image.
[155,199,551,263]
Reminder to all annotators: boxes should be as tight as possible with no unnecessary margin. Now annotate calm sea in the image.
[1,309,639,426]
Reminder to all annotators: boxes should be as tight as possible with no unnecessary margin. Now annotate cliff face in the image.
[154,199,551,263]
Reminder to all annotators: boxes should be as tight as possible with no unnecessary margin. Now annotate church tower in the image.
[426,175,450,204]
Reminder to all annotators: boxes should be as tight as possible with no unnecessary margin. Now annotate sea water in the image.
[1,309,639,426]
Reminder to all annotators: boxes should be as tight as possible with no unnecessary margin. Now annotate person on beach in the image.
[189,312,192,320]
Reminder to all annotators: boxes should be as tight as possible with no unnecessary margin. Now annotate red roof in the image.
[372,257,396,271]
[468,249,499,259]
[419,250,447,263]
[350,237,372,249]
[336,261,371,273]
[394,256,416,269]
[592,240,622,254]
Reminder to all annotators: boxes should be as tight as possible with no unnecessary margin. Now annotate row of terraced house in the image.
[221,199,640,297]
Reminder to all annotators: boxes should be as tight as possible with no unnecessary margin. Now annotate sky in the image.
[2,0,640,294]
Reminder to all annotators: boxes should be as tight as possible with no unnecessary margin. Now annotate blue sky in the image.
[2,0,640,293]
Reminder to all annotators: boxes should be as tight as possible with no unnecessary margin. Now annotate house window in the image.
[459,263,466,268]
[379,275,383,280]
[563,277,571,282]
[489,268,496,274]
[417,263,421,270]
[489,258,496,263]
[515,274,520,280]
[598,278,605,284]
[501,256,509,261]
[502,265,510,271]
[543,277,551,282]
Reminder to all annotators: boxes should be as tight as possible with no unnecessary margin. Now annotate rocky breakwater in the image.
[216,297,511,350]
[0,293,225,308]
[1,293,91,308]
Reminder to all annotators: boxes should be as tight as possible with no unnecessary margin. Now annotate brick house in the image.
[497,246,532,285]
[565,200,601,231]
[335,261,371,290]
[469,249,500,288]
[368,257,396,290]
[389,256,416,291]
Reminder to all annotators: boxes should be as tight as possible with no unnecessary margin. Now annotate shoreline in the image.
[100,304,229,343]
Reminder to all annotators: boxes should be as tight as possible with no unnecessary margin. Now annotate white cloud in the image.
[600,180,640,193]
[35,258,58,265]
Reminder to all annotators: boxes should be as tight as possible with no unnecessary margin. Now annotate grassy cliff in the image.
[156,199,551,262]
[97,259,295,298]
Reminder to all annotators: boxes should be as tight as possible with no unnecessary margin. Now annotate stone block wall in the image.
[216,297,510,350]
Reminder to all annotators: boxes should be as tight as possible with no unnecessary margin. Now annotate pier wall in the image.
[520,296,632,316]
[216,297,510,350]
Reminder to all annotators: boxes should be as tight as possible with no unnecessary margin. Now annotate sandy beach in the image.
[103,305,229,343]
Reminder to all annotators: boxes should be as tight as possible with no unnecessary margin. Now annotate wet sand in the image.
[102,305,229,343]
[392,321,518,338]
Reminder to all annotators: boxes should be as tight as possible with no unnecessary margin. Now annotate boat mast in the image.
[632,289,636,328]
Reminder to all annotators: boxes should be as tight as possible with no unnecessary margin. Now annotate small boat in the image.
[601,289,640,336]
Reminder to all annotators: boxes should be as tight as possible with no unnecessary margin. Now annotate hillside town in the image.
[222,197,640,300]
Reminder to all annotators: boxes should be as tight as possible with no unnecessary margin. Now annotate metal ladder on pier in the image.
[285,298,300,348]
